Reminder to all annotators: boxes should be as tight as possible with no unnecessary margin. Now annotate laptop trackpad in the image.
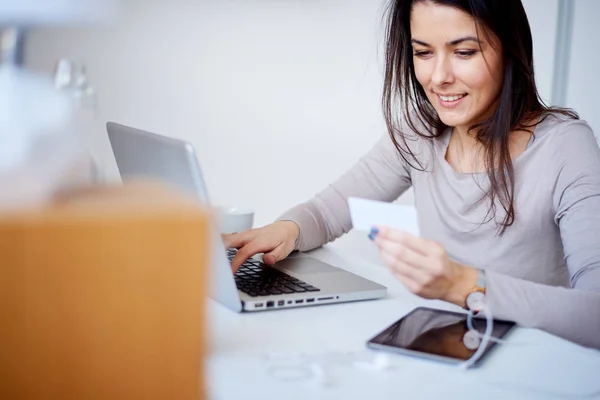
[275,255,338,274]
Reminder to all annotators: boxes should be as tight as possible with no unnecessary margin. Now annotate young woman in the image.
[224,0,600,349]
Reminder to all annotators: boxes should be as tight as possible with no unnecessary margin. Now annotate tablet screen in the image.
[367,307,516,364]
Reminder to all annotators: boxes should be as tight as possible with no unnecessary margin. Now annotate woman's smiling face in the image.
[410,2,504,130]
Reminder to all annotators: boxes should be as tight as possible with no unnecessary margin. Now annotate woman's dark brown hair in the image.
[382,0,578,234]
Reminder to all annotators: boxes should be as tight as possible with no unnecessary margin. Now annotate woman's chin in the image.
[435,112,473,130]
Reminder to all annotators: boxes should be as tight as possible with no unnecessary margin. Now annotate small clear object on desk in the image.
[0,63,95,211]
[54,58,104,184]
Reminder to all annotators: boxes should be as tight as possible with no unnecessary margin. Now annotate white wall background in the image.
[566,0,600,137]
[522,0,559,105]
[25,0,561,227]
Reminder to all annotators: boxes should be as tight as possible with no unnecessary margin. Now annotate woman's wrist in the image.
[276,220,300,248]
[444,264,479,307]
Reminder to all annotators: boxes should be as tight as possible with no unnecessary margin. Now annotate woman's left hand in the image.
[370,226,477,306]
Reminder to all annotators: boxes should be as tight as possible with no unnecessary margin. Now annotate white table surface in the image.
[206,230,600,400]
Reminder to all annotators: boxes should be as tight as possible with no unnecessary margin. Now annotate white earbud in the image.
[459,304,494,370]
[462,329,482,351]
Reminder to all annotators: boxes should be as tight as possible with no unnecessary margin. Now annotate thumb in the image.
[262,243,289,265]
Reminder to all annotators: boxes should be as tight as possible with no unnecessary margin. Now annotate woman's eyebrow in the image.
[411,36,483,47]
[448,36,483,46]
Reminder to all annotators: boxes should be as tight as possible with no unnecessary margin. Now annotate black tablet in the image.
[366,307,516,365]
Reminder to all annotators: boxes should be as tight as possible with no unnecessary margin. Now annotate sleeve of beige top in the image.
[276,132,413,252]
[485,120,600,349]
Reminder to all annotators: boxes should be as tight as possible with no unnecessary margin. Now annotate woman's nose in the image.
[431,57,454,86]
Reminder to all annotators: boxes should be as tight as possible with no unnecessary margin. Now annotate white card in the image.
[348,197,420,236]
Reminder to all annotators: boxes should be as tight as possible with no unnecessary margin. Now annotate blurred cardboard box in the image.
[0,182,209,399]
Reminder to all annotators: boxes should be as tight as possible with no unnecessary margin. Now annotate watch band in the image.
[476,268,486,291]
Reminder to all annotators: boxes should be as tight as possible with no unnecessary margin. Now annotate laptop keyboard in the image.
[227,249,321,297]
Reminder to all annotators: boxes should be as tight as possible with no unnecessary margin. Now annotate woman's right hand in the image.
[222,220,300,272]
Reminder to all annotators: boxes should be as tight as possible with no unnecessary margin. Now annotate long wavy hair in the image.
[382,0,578,234]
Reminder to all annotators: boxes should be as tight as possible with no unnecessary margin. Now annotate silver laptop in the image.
[106,122,387,312]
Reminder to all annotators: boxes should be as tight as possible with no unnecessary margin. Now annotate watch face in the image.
[466,291,485,311]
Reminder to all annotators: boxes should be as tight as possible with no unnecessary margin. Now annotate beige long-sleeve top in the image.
[277,114,600,349]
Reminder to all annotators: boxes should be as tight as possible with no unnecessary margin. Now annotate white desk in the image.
[206,231,600,400]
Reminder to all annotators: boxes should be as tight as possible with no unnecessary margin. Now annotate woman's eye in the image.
[456,50,478,58]
[413,50,432,58]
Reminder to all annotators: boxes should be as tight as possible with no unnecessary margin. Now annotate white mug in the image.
[214,206,254,235]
